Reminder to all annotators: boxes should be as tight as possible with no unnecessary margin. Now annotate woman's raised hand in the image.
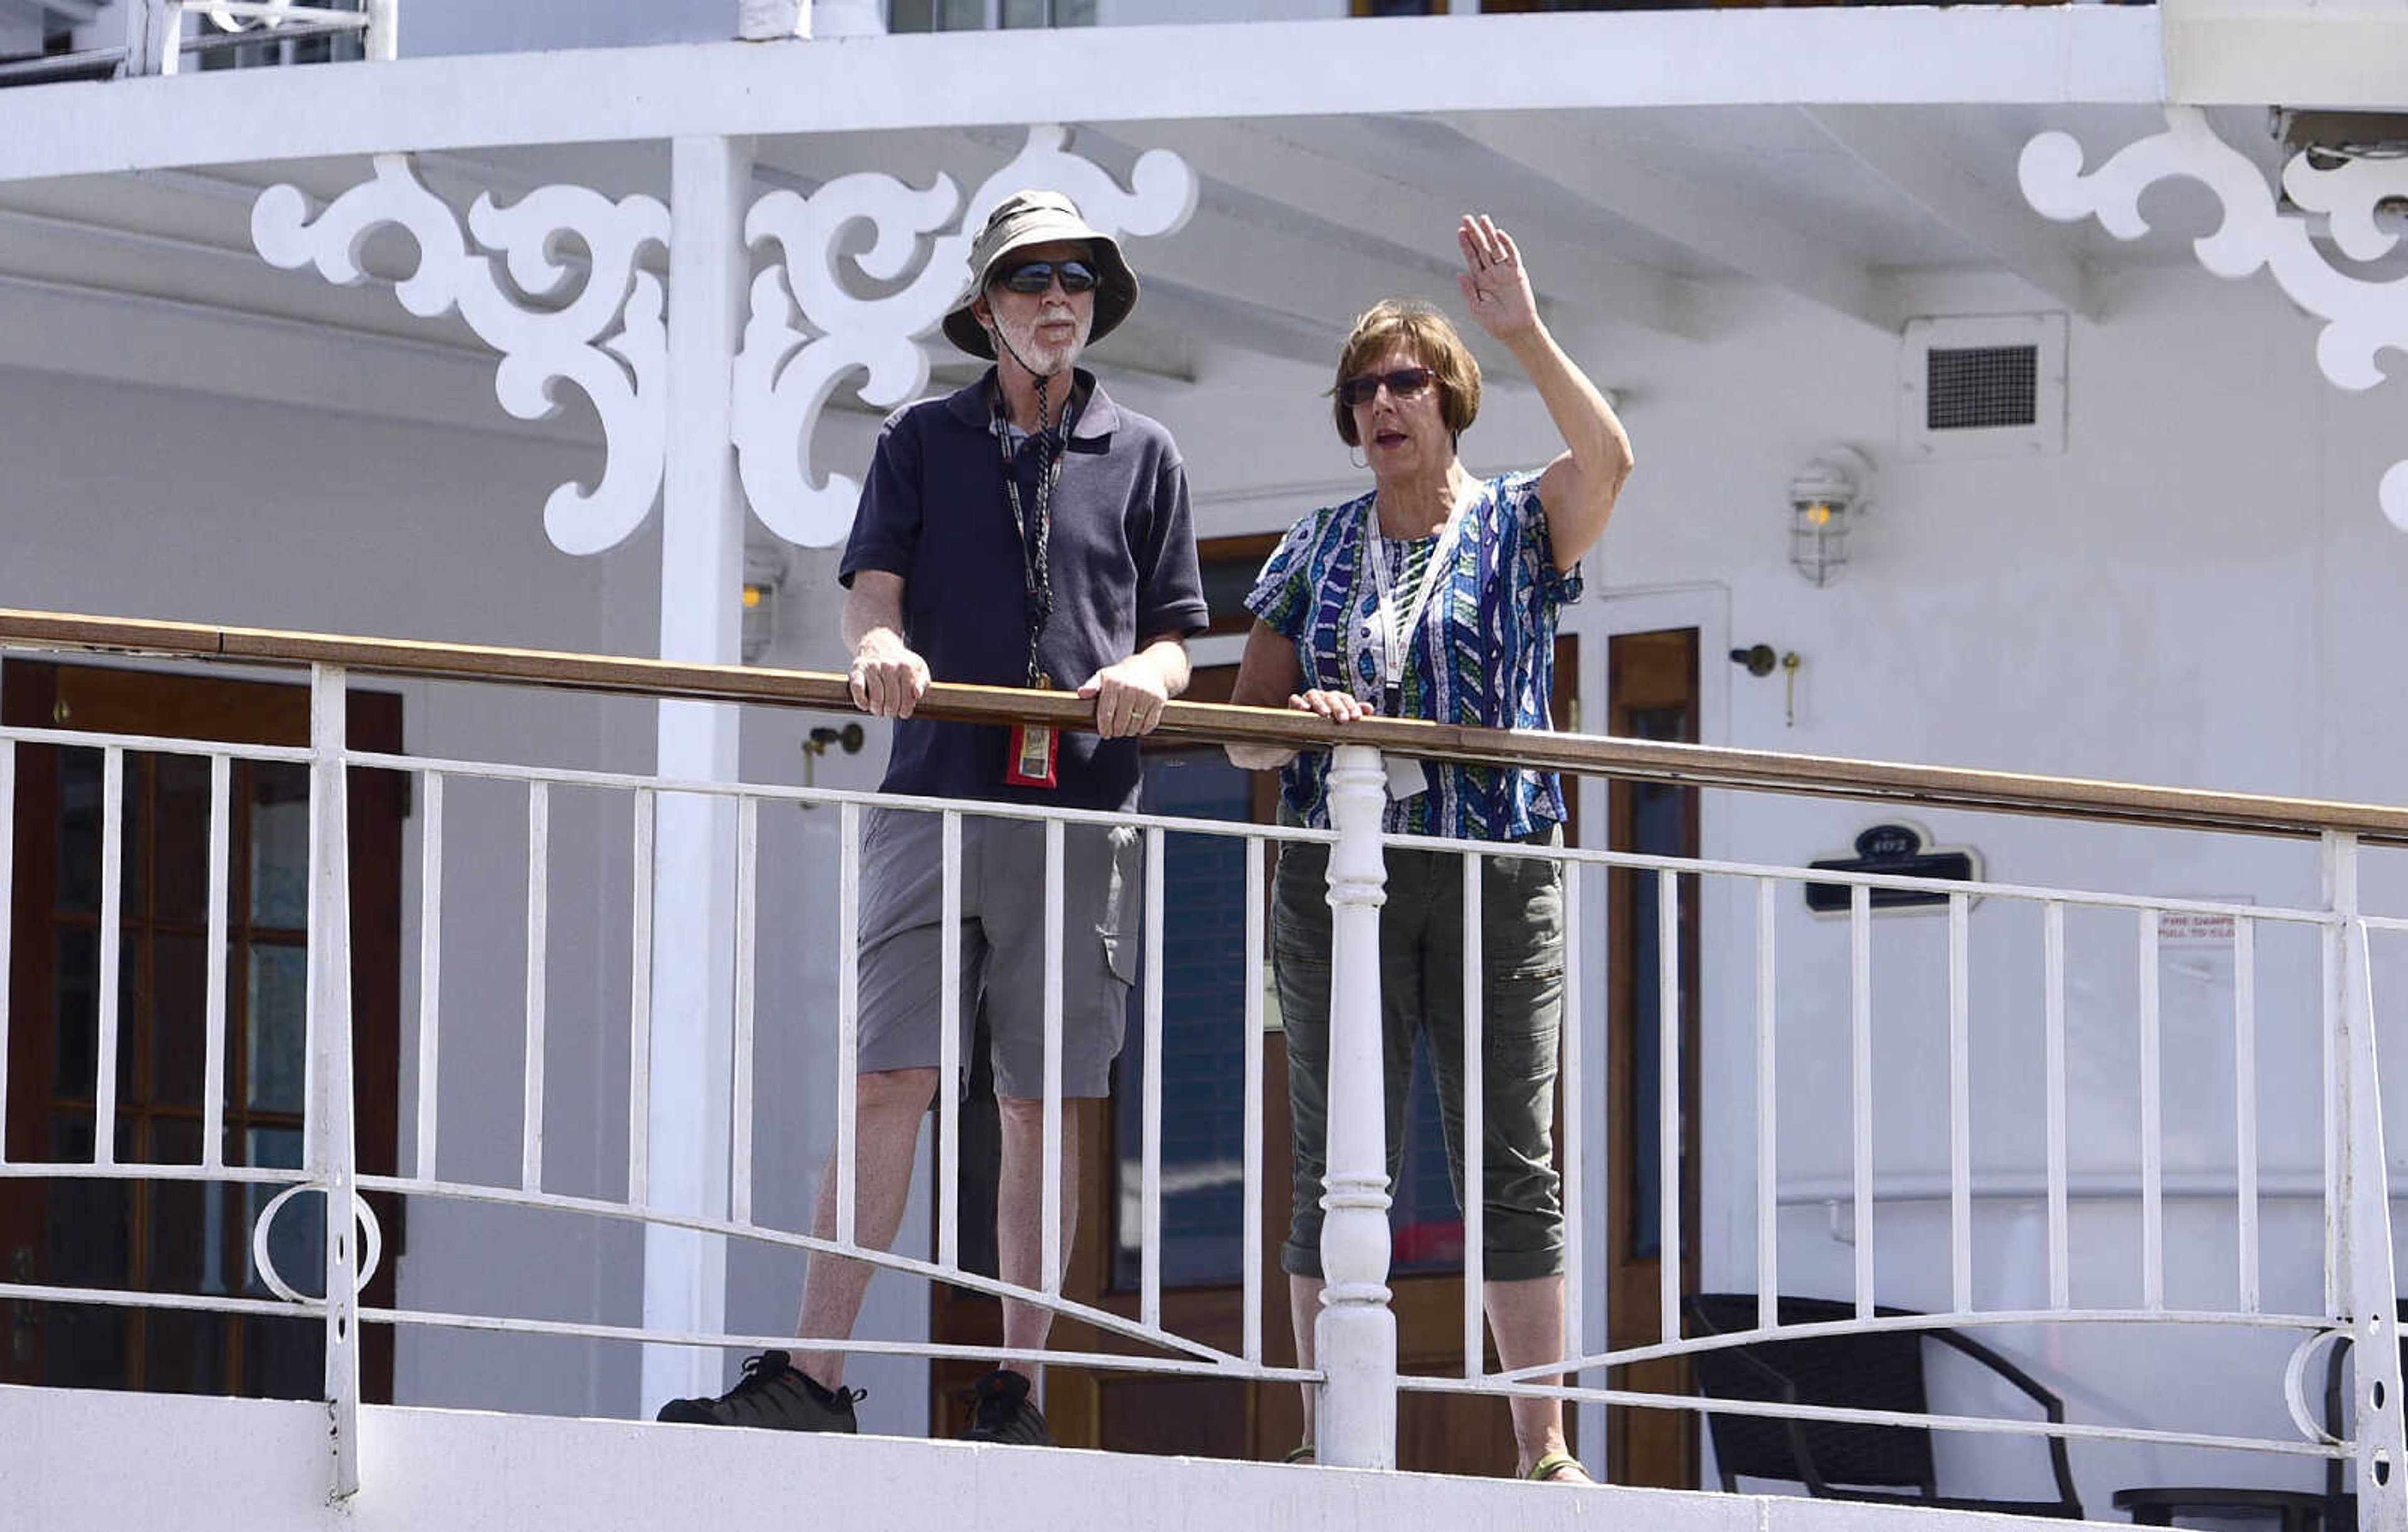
[1457,213,1539,344]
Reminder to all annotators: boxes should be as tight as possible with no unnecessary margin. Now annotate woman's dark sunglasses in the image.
[995,258,1100,295]
[1338,366,1437,409]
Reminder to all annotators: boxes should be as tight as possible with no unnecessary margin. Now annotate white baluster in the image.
[1315,744,1395,1469]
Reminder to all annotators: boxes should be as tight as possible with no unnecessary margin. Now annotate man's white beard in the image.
[993,304,1090,381]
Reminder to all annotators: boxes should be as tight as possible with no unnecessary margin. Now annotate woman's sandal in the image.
[1526,1452,1596,1484]
[1283,1444,1317,1466]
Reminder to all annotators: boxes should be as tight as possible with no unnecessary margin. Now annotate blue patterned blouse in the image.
[1244,470,1582,838]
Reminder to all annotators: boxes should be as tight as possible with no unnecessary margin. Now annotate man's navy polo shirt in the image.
[839,368,1208,814]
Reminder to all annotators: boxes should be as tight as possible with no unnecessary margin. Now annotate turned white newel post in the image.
[1317,743,1397,1467]
[640,134,755,1408]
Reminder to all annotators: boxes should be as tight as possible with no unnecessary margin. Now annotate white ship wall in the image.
[4,242,2406,1496]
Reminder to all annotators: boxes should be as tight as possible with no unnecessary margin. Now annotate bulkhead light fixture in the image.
[1788,447,1874,588]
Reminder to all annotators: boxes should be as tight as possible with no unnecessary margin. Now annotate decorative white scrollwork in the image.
[734,124,1198,547]
[252,154,672,556]
[2022,107,2408,529]
[201,1,297,31]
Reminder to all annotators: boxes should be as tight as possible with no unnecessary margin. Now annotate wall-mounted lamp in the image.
[1788,446,1874,588]
[742,548,788,664]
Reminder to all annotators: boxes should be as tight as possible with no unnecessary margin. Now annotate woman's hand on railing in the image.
[1291,688,1368,724]
[1223,687,1364,770]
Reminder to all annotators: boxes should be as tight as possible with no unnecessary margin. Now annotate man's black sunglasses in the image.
[995,258,1101,295]
[1338,366,1437,409]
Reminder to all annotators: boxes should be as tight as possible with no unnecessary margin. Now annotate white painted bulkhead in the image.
[4,0,2408,1514]
[6,240,2407,1496]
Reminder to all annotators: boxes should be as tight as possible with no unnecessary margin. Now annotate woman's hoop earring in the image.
[1348,445,1368,470]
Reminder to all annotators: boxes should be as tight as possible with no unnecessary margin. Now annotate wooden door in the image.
[1602,628,1703,1487]
[0,661,404,1400]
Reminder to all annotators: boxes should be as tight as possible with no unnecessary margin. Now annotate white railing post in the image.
[2327,835,2405,1532]
[1315,743,1395,1468]
[306,663,361,1501]
[737,1,809,40]
[364,0,399,60]
[125,1,179,75]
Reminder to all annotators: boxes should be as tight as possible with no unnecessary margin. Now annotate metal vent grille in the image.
[1925,345,2039,431]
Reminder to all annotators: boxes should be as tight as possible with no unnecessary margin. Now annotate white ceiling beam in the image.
[1798,105,2103,321]
[1267,112,1734,346]
[1073,319,1198,387]
[0,268,583,444]
[765,127,1527,378]
[1121,196,1533,384]
[0,195,473,338]
[1440,112,1898,335]
[1134,277,1349,372]
[0,0,103,21]
[1105,118,1706,344]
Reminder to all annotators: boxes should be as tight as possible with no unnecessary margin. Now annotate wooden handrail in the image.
[4,606,2405,845]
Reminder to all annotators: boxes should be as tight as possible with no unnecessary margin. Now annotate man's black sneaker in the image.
[959,1368,1054,1446]
[656,1350,863,1432]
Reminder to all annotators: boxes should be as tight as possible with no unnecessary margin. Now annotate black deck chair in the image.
[1684,1292,2084,1518]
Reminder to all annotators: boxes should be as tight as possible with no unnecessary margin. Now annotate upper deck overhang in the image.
[2164,0,2408,112]
[0,8,2169,185]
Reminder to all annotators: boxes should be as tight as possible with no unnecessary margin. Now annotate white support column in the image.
[1315,744,1395,1469]
[640,133,755,1411]
[738,1,810,39]
[125,1,177,76]
[364,0,399,60]
[2326,835,2407,1532]
[306,663,361,1501]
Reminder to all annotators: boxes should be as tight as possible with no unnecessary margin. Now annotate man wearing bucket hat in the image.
[657,191,1206,1446]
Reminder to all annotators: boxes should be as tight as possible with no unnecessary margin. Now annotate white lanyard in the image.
[1360,477,1477,704]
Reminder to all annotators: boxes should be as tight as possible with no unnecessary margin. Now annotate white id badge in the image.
[1385,754,1426,801]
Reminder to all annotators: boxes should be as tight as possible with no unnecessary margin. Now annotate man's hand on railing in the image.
[1079,649,1174,739]
[848,630,931,719]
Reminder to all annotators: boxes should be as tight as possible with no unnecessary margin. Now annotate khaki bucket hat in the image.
[941,188,1139,360]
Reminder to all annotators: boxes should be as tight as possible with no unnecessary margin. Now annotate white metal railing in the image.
[0,610,2400,1527]
[127,1,393,77]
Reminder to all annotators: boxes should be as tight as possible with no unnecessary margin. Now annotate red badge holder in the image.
[1005,672,1059,789]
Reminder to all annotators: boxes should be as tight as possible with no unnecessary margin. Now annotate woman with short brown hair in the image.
[1230,214,1632,1484]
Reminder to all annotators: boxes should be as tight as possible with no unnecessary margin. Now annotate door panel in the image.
[0,660,403,1400]
[1603,628,1703,1488]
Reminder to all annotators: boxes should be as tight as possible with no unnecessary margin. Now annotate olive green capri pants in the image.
[1274,825,1566,1282]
